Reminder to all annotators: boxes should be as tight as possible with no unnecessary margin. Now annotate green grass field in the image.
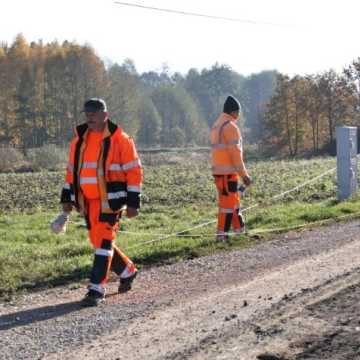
[1,153,359,298]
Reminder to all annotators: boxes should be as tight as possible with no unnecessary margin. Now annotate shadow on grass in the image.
[132,236,252,266]
[1,236,253,300]
[133,246,202,266]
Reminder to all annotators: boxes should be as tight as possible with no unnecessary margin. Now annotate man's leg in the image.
[231,188,245,233]
[82,200,114,306]
[215,175,234,241]
[217,206,233,241]
[232,208,245,234]
[111,242,137,293]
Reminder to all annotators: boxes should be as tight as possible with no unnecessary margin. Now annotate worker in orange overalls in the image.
[210,95,251,241]
[57,98,142,306]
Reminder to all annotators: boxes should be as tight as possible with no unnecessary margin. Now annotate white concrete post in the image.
[336,126,358,201]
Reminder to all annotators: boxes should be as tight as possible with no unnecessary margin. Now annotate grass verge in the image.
[1,195,360,299]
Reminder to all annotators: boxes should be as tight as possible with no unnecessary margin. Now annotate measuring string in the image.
[123,166,337,250]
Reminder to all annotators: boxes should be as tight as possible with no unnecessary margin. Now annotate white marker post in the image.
[336,126,358,201]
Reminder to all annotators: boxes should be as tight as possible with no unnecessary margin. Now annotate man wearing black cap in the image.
[210,95,251,241]
[52,98,142,306]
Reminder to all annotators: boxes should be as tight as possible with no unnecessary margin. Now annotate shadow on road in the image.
[0,300,83,330]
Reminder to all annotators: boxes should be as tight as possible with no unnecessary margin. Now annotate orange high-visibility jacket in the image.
[210,113,248,177]
[61,120,142,222]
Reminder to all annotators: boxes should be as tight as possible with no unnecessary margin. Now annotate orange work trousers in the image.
[86,199,135,294]
[214,174,245,237]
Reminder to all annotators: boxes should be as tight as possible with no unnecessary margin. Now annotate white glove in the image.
[50,212,70,234]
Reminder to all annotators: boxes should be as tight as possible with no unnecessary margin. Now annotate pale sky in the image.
[2,0,360,76]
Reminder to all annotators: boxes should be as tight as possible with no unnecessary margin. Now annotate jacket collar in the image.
[213,112,235,127]
[76,119,118,139]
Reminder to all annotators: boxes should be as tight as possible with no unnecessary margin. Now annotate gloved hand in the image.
[126,207,139,218]
[50,212,70,234]
[241,175,252,187]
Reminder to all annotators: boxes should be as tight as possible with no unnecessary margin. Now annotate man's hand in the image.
[126,207,139,218]
[242,175,252,187]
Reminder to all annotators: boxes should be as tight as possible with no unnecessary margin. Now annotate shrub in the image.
[27,144,67,171]
[0,147,27,172]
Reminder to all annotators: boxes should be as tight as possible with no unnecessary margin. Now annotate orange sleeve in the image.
[64,139,76,184]
[120,135,143,209]
[61,138,77,204]
[222,123,249,177]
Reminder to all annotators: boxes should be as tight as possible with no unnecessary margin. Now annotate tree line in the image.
[1,34,359,157]
[0,34,276,152]
[263,64,360,156]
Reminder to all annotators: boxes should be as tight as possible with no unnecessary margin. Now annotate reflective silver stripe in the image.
[82,162,97,169]
[212,165,242,173]
[127,185,141,193]
[70,195,75,201]
[228,139,241,145]
[80,177,98,184]
[108,191,127,199]
[122,159,141,170]
[211,143,228,149]
[63,183,71,190]
[109,163,123,171]
[219,207,234,214]
[102,201,111,210]
[120,266,136,279]
[212,140,241,148]
[89,283,105,294]
[95,248,114,257]
[67,164,74,172]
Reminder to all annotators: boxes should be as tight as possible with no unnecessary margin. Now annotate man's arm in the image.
[223,123,251,185]
[121,136,143,218]
[60,139,76,207]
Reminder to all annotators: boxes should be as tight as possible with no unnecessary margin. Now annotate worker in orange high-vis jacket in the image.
[57,98,142,306]
[210,95,251,242]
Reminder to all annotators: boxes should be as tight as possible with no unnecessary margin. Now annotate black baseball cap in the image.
[82,98,107,113]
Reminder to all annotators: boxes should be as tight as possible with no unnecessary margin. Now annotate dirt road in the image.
[1,220,360,360]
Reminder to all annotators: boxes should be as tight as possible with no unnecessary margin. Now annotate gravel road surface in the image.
[1,220,360,359]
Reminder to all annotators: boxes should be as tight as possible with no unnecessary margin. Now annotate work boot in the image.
[80,289,105,307]
[118,270,138,293]
[216,233,229,242]
[234,225,246,235]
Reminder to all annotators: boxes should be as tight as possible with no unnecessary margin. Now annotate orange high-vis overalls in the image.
[210,113,249,238]
[61,120,141,295]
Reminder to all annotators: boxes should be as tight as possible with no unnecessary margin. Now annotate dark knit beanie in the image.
[223,95,241,114]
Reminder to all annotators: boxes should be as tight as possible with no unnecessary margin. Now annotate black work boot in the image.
[118,270,138,293]
[216,233,229,242]
[80,289,105,307]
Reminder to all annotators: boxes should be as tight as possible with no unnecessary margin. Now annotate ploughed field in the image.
[0,153,338,213]
[0,152,359,297]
